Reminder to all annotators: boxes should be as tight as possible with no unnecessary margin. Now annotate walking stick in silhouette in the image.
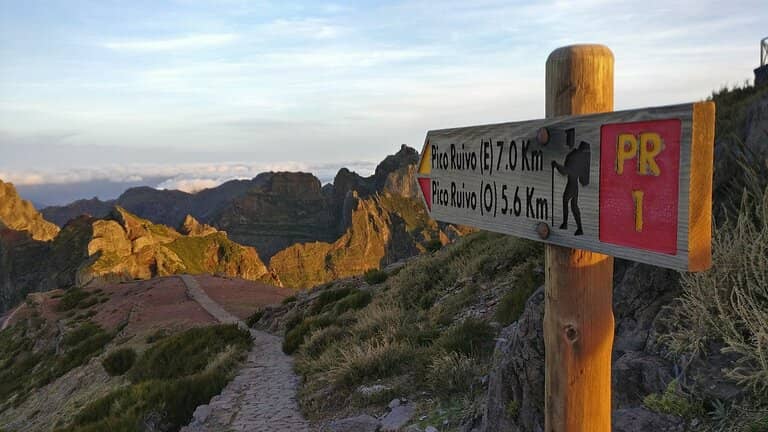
[551,162,555,226]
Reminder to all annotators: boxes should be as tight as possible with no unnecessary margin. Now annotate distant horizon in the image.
[2,1,765,205]
[12,157,381,207]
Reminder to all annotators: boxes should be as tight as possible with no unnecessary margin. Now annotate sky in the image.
[0,0,765,205]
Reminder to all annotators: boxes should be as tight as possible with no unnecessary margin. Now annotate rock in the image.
[482,287,545,432]
[191,404,211,423]
[388,398,402,409]
[612,351,673,409]
[329,414,381,432]
[0,180,60,241]
[482,261,690,432]
[612,260,681,354]
[612,407,685,432]
[425,426,439,432]
[79,207,274,285]
[355,384,390,397]
[380,404,416,431]
[269,193,425,288]
[179,215,218,237]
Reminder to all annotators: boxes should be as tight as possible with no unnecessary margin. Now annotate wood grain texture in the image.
[546,45,614,117]
[688,101,715,271]
[544,247,613,432]
[544,44,614,432]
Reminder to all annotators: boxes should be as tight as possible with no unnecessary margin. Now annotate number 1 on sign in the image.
[632,190,644,232]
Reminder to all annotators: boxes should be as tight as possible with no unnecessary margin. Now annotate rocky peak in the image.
[373,145,419,188]
[0,180,60,241]
[258,172,323,197]
[179,214,218,237]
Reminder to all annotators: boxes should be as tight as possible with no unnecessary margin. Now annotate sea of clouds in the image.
[4,160,377,206]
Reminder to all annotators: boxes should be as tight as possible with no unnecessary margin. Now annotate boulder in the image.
[329,414,380,432]
[482,287,545,432]
[381,404,415,431]
[612,407,684,432]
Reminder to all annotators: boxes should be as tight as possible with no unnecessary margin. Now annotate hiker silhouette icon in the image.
[552,129,590,236]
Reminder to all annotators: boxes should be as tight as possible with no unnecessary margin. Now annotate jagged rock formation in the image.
[40,145,462,289]
[0,203,279,313]
[77,207,274,286]
[269,192,421,288]
[213,172,337,259]
[179,215,218,237]
[0,180,59,241]
[269,146,459,288]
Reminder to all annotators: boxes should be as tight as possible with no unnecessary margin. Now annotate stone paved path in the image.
[178,275,312,432]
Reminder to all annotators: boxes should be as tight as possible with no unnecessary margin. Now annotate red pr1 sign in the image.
[599,119,682,255]
[416,102,715,271]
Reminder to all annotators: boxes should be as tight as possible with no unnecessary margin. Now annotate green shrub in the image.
[309,288,353,315]
[391,254,456,310]
[246,309,264,327]
[436,318,496,358]
[62,357,236,432]
[281,295,298,305]
[129,324,250,383]
[363,269,388,285]
[494,265,540,326]
[0,321,112,405]
[301,325,347,358]
[102,348,137,376]
[145,328,169,344]
[333,290,373,315]
[59,324,251,432]
[283,315,336,354]
[643,380,703,419]
[56,289,91,312]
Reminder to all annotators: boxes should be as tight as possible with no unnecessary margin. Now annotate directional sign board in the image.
[417,102,715,271]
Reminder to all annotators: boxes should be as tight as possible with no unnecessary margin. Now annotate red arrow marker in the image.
[418,177,431,211]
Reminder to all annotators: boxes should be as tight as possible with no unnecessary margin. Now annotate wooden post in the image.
[544,45,615,432]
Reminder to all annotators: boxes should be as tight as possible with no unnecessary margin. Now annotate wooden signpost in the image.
[415,44,715,431]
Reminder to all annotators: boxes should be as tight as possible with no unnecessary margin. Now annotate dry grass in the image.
[427,351,480,399]
[663,184,768,395]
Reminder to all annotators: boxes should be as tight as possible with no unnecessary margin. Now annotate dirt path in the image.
[178,275,311,432]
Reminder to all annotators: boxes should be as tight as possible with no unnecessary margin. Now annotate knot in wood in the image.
[564,324,579,342]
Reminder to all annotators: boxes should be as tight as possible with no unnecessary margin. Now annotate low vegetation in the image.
[660,83,768,430]
[363,268,388,285]
[58,324,251,432]
[271,231,543,426]
[101,348,137,376]
[643,380,703,419]
[0,317,113,409]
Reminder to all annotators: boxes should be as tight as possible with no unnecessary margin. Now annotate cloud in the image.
[0,160,378,192]
[156,177,227,192]
[102,33,237,52]
[260,18,343,40]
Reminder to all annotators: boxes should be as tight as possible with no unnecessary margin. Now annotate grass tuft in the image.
[363,268,388,285]
[101,348,137,376]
